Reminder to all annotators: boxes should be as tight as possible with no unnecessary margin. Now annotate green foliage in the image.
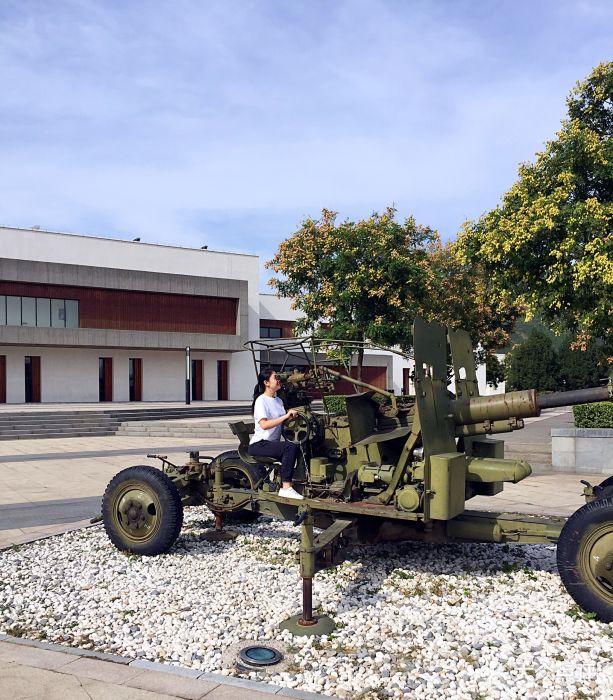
[323,395,347,413]
[557,337,607,390]
[573,402,613,428]
[505,329,558,391]
[504,326,607,392]
[565,605,598,621]
[485,353,505,389]
[267,208,518,368]
[267,207,438,356]
[458,62,613,352]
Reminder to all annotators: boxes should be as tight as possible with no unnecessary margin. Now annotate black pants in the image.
[248,440,299,482]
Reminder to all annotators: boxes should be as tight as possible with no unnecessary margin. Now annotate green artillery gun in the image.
[102,317,613,630]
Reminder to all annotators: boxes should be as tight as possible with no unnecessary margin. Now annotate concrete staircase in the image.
[0,405,251,440]
[116,418,240,440]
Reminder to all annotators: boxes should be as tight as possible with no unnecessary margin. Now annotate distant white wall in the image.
[259,293,302,321]
[0,346,255,403]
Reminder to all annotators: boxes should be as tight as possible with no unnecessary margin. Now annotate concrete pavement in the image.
[0,636,325,700]
[0,434,238,548]
[0,407,604,548]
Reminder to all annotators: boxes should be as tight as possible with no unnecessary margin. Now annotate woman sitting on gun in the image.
[247,368,304,500]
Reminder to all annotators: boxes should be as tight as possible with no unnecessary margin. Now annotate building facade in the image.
[0,226,491,404]
[0,227,258,403]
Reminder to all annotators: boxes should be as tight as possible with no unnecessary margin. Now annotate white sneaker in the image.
[278,486,304,500]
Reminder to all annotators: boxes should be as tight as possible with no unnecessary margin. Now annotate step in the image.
[117,429,235,438]
[0,418,121,428]
[0,429,116,441]
[117,426,234,434]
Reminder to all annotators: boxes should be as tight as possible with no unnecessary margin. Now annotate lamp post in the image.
[185,346,191,405]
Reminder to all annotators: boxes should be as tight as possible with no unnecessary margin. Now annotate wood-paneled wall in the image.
[0,281,238,335]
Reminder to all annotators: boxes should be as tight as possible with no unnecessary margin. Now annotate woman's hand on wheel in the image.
[285,409,299,420]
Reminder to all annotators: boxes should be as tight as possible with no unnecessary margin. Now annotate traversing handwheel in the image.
[282,412,314,445]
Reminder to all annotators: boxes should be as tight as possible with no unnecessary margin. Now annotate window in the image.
[51,299,65,328]
[21,297,36,327]
[36,298,51,327]
[0,295,78,328]
[65,300,79,328]
[6,296,21,325]
[260,326,282,338]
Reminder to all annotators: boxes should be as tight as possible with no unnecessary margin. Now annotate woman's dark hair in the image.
[252,367,276,412]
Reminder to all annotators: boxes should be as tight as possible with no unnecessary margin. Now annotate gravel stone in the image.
[0,507,612,698]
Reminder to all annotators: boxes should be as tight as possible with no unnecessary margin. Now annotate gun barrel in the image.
[451,383,611,426]
[537,385,611,410]
[451,390,538,425]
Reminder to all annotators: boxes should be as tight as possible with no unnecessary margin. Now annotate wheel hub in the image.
[588,527,613,593]
[115,487,159,541]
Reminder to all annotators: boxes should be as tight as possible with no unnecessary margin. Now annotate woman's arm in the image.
[258,408,298,431]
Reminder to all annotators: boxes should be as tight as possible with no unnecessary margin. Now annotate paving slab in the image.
[205,685,282,699]
[125,669,219,698]
[59,655,144,683]
[79,678,180,700]
[0,640,76,670]
[0,637,298,700]
[0,663,90,700]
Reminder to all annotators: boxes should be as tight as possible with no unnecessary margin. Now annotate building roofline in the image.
[0,225,259,259]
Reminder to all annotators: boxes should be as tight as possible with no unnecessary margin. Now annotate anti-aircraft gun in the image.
[101,317,613,631]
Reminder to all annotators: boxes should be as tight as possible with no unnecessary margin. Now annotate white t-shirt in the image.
[250,394,286,444]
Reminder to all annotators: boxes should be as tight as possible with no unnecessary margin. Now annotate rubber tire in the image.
[557,496,613,622]
[102,465,183,555]
[214,456,265,523]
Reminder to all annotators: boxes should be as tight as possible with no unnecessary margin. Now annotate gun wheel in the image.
[557,496,613,622]
[215,457,266,522]
[102,465,183,555]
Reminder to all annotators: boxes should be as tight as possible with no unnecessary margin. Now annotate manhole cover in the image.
[237,645,283,668]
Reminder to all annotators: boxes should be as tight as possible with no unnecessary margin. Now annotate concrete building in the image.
[0,226,258,403]
[1,226,491,404]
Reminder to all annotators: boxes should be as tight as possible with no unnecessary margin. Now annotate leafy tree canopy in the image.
[266,208,518,373]
[267,207,437,358]
[458,62,613,353]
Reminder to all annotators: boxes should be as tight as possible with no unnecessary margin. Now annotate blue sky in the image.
[0,0,611,287]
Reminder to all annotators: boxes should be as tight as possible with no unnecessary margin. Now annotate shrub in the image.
[323,395,347,413]
[573,402,613,428]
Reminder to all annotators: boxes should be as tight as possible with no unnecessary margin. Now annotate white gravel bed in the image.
[1,506,612,699]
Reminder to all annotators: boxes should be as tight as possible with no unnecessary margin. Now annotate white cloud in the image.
[0,0,610,283]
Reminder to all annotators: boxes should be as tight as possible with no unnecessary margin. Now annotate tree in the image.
[424,239,519,356]
[557,337,607,390]
[458,62,613,353]
[266,207,438,377]
[505,328,558,392]
[486,353,505,389]
[267,208,518,377]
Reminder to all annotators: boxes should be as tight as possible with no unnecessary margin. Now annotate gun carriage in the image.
[102,318,613,630]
